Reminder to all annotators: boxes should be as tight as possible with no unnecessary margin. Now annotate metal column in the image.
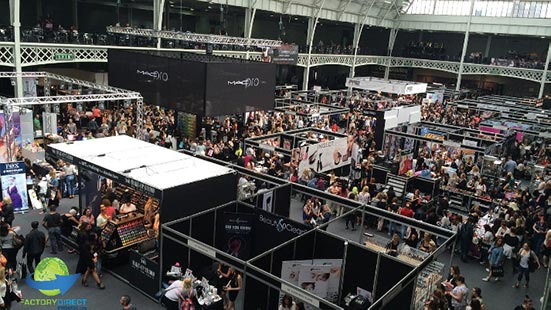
[153,0,166,49]
[244,0,257,60]
[456,0,476,91]
[302,0,326,90]
[349,23,361,80]
[72,0,78,30]
[302,18,315,90]
[10,0,23,97]
[539,41,551,98]
[483,35,492,58]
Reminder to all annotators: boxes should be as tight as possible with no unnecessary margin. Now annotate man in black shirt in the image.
[42,205,63,254]
[23,221,46,273]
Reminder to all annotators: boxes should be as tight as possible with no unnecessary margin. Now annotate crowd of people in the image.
[16,86,550,310]
[466,50,546,70]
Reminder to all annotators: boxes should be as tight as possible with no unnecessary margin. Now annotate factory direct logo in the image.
[23,257,87,309]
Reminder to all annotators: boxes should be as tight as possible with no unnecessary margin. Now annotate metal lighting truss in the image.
[0,71,144,160]
[106,26,283,47]
[0,42,549,84]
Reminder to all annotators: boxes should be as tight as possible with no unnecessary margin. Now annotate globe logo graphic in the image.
[30,257,73,296]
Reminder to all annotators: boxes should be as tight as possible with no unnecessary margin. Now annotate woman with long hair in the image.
[76,233,105,290]
[79,207,95,226]
[224,267,242,310]
[483,237,504,282]
[513,243,540,288]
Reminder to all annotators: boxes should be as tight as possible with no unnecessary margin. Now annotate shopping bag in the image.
[491,265,504,277]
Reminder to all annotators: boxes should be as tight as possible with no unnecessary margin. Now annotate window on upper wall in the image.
[406,0,551,18]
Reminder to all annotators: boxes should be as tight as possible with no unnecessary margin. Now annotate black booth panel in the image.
[274,185,292,218]
[108,50,207,115]
[341,243,378,302]
[190,211,215,246]
[269,242,296,278]
[252,209,311,257]
[371,167,388,184]
[167,219,191,237]
[244,276,272,310]
[160,173,237,224]
[375,255,413,301]
[313,232,345,260]
[205,62,276,116]
[382,281,415,310]
[291,232,316,261]
[251,251,272,273]
[161,235,189,283]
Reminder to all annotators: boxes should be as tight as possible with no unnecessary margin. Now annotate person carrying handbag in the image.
[482,237,504,282]
[513,243,540,288]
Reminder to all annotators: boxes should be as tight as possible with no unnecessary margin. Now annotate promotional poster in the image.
[0,162,29,211]
[223,212,254,260]
[296,137,351,175]
[0,112,23,163]
[280,259,343,304]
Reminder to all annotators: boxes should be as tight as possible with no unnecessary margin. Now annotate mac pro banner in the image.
[109,50,276,116]
[205,63,276,116]
[108,50,206,115]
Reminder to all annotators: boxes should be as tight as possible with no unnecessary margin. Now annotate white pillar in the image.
[10,0,22,97]
[244,6,256,60]
[350,23,362,79]
[153,0,165,48]
[456,0,476,91]
[302,17,316,90]
[539,41,551,98]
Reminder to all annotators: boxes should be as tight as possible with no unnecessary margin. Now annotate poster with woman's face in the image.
[298,265,331,299]
[0,162,29,211]
[0,113,23,163]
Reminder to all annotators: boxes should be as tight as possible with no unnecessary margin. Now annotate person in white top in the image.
[119,201,137,214]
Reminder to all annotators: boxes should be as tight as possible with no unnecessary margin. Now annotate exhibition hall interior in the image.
[1,0,551,309]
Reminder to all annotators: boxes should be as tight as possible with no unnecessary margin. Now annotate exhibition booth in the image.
[108,49,277,139]
[345,77,428,95]
[0,71,144,212]
[244,128,351,176]
[45,135,237,298]
[161,183,456,310]
[380,121,516,213]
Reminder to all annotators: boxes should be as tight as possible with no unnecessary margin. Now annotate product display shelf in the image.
[114,185,160,214]
[103,215,151,253]
[413,260,444,309]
